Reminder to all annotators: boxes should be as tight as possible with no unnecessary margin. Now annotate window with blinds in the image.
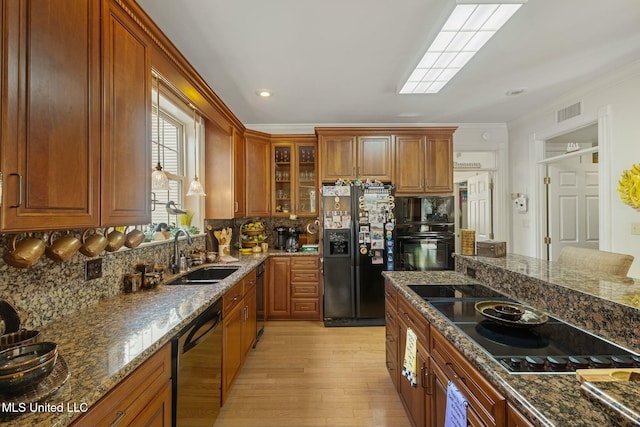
[151,107,186,226]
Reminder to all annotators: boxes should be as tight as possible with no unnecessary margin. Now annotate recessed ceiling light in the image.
[400,0,527,94]
[256,89,272,98]
[505,87,528,96]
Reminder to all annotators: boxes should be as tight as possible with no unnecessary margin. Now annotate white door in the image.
[467,173,491,242]
[548,156,599,261]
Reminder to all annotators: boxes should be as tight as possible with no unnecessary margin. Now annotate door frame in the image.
[532,105,612,260]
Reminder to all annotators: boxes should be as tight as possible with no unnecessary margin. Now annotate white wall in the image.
[507,60,640,277]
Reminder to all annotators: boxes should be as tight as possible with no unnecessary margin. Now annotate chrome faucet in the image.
[171,228,193,274]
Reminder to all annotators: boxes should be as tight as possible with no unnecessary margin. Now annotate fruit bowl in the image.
[242,228,264,236]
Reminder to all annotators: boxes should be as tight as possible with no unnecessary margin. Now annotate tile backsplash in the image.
[0,232,204,329]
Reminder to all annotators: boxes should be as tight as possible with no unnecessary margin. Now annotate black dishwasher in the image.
[172,298,223,427]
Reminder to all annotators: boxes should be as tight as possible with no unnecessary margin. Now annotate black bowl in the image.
[0,352,58,393]
[492,304,525,321]
[0,329,40,351]
[0,342,57,376]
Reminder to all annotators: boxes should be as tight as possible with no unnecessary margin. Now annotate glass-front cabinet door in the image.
[296,144,317,216]
[274,145,292,215]
[272,137,317,217]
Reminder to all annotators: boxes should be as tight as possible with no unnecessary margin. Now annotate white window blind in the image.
[152,106,185,226]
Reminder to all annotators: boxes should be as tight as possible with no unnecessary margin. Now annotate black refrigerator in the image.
[322,183,395,326]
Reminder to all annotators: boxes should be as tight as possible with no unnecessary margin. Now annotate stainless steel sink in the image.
[166,266,240,285]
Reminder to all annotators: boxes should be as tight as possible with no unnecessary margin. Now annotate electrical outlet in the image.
[632,223,640,235]
[85,258,103,280]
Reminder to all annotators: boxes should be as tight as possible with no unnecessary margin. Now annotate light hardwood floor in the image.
[215,321,411,427]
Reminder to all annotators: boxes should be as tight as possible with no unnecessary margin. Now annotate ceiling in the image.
[137,0,640,126]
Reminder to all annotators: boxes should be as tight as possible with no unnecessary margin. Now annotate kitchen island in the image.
[383,253,640,427]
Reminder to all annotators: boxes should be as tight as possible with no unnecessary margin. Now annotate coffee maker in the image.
[274,226,288,250]
[285,227,300,252]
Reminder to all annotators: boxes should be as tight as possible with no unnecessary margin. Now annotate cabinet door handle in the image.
[9,173,22,208]
[235,201,239,212]
[421,367,433,395]
[108,410,126,427]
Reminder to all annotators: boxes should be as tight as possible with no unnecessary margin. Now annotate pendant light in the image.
[151,73,170,191]
[186,106,206,197]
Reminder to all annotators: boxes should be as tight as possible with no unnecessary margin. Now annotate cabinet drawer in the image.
[72,343,171,427]
[223,281,244,315]
[431,328,505,427]
[244,269,257,292]
[385,300,398,334]
[291,270,320,283]
[291,256,320,270]
[397,296,429,344]
[384,280,398,309]
[291,299,320,317]
[291,283,318,297]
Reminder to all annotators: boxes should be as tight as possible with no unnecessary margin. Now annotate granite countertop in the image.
[384,258,640,427]
[0,253,270,427]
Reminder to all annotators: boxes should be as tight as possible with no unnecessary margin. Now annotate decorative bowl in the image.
[0,342,57,376]
[492,304,525,321]
[242,228,264,236]
[0,329,40,350]
[0,352,58,393]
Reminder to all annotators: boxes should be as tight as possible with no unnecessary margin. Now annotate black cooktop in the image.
[408,284,640,374]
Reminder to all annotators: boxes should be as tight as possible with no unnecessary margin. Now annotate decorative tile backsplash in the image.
[0,232,204,329]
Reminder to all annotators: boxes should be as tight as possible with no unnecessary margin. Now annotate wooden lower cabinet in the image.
[72,343,171,427]
[430,327,506,427]
[384,282,399,389]
[507,403,536,427]
[267,256,291,318]
[398,325,432,427]
[267,256,321,320]
[386,279,514,427]
[222,269,257,405]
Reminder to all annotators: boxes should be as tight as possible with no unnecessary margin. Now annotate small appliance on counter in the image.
[274,226,288,250]
[285,227,301,252]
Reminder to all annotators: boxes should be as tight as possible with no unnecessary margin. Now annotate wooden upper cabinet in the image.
[425,133,454,194]
[318,134,357,182]
[233,129,246,218]
[317,128,393,183]
[271,135,318,218]
[205,120,237,219]
[245,130,270,217]
[394,128,456,195]
[394,134,426,194]
[1,0,101,231]
[101,0,152,226]
[357,136,393,181]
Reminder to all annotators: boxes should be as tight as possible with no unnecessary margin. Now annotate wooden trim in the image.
[316,126,458,136]
[114,0,245,132]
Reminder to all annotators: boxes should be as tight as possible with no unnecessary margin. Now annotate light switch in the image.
[632,223,640,235]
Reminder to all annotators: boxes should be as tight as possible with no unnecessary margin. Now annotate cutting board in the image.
[576,368,640,383]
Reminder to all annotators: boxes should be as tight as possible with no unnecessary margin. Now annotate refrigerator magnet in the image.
[385,222,394,231]
[360,245,368,255]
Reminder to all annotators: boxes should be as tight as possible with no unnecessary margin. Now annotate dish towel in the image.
[444,380,468,427]
[402,327,418,387]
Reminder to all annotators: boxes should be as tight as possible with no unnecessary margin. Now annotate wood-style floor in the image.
[215,321,411,427]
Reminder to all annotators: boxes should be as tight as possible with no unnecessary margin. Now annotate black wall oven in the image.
[396,232,454,270]
[395,196,455,271]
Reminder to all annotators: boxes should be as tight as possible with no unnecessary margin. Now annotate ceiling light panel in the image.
[400,1,525,94]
